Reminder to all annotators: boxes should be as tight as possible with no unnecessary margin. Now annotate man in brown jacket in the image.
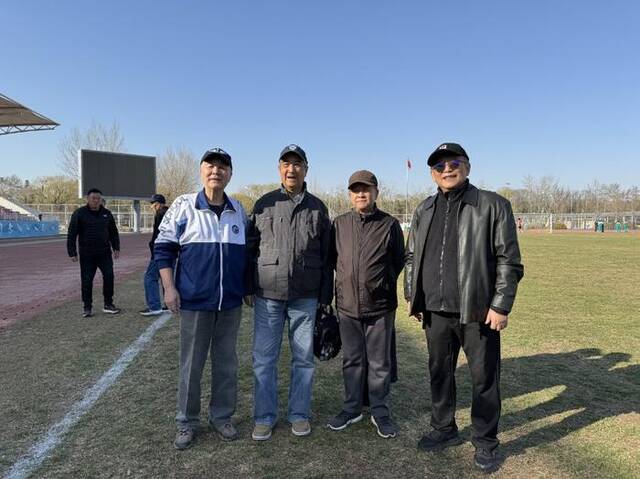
[327,170,405,438]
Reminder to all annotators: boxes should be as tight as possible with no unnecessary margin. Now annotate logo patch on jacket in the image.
[232,225,239,234]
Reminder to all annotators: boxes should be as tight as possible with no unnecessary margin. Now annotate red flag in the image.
[407,159,412,169]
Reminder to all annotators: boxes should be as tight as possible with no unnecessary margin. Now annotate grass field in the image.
[1,233,639,478]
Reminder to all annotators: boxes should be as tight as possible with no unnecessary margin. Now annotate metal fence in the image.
[25,204,639,233]
[25,204,156,232]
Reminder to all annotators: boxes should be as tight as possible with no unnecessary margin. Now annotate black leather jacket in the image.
[404,183,524,324]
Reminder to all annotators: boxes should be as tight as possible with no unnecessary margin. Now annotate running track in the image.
[0,234,152,328]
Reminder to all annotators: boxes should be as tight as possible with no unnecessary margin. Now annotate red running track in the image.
[0,234,152,329]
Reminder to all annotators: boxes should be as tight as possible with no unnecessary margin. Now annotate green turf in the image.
[1,232,638,478]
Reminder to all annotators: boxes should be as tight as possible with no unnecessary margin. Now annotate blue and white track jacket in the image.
[154,190,247,311]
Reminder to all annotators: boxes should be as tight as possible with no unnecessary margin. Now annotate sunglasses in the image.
[431,158,468,173]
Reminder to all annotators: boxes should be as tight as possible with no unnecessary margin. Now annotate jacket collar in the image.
[424,181,478,210]
[195,189,236,212]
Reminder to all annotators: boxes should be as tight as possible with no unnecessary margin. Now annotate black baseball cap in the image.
[348,170,378,189]
[150,194,166,204]
[279,144,308,163]
[427,142,469,166]
[201,147,232,168]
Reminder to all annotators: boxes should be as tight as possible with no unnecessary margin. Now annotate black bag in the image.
[313,305,341,361]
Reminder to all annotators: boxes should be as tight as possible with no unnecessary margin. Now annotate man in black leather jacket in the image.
[404,142,523,473]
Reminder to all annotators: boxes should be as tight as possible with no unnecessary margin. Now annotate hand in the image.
[485,309,508,331]
[243,295,255,307]
[113,250,120,260]
[165,287,181,313]
[71,256,78,263]
[407,301,423,322]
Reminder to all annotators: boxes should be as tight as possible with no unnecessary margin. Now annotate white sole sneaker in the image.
[251,428,272,441]
[327,413,364,431]
[371,416,397,438]
[291,422,312,437]
[140,310,163,316]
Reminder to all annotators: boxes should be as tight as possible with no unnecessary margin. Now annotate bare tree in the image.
[156,147,199,203]
[58,121,125,178]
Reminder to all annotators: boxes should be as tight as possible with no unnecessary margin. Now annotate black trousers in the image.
[79,252,114,308]
[425,311,501,450]
[339,311,395,418]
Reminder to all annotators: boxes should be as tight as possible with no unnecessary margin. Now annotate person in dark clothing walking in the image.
[327,170,405,439]
[139,193,170,316]
[67,188,121,317]
[405,143,523,473]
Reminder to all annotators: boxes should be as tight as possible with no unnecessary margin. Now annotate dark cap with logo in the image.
[150,194,166,204]
[348,170,378,189]
[427,142,469,166]
[279,144,308,163]
[201,147,232,168]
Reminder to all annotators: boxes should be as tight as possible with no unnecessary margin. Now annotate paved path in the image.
[0,234,152,328]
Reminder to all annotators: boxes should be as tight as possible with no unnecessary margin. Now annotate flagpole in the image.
[405,157,409,225]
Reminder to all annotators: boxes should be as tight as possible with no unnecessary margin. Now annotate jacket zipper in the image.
[439,196,450,311]
[217,209,225,311]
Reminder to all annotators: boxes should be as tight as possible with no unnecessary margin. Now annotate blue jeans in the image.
[253,296,318,426]
[143,258,162,311]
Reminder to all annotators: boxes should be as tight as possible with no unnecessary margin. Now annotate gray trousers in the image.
[339,311,395,418]
[176,307,242,429]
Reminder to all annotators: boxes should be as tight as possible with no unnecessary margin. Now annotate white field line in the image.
[4,312,172,479]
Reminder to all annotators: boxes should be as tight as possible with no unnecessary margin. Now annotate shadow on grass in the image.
[450,348,640,455]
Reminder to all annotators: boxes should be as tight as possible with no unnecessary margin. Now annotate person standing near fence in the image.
[139,194,169,316]
[67,188,121,318]
[405,142,523,473]
[155,148,247,449]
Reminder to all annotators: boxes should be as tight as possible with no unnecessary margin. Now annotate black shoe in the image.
[83,307,93,318]
[103,304,121,314]
[327,411,363,431]
[371,415,397,438]
[139,308,163,316]
[417,429,464,452]
[474,447,504,473]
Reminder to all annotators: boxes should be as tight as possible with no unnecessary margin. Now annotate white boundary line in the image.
[4,313,172,479]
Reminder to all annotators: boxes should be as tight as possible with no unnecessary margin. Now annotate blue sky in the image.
[1,0,639,194]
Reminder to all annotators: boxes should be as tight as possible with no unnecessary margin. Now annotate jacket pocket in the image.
[256,249,278,291]
[299,254,322,293]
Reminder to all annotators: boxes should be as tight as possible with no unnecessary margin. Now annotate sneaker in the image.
[209,421,239,441]
[103,304,121,314]
[327,411,363,431]
[83,307,93,318]
[252,423,273,441]
[139,308,163,316]
[474,447,504,473]
[174,427,195,450]
[417,429,464,452]
[291,420,311,437]
[371,415,397,439]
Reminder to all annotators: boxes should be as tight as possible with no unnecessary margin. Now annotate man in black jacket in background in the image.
[67,188,121,317]
[405,143,523,472]
[139,193,169,316]
[327,170,404,439]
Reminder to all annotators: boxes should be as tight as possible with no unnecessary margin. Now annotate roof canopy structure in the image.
[0,93,59,136]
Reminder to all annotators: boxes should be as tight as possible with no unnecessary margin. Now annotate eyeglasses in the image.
[431,158,468,173]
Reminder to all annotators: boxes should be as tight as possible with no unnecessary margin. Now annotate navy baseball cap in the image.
[150,194,166,204]
[201,147,232,168]
[279,144,308,163]
[427,142,469,166]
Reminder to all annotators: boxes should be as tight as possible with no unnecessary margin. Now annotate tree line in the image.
[1,122,637,215]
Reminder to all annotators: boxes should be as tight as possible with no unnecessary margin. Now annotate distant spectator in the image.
[516,217,523,233]
[67,188,121,317]
[139,194,169,316]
